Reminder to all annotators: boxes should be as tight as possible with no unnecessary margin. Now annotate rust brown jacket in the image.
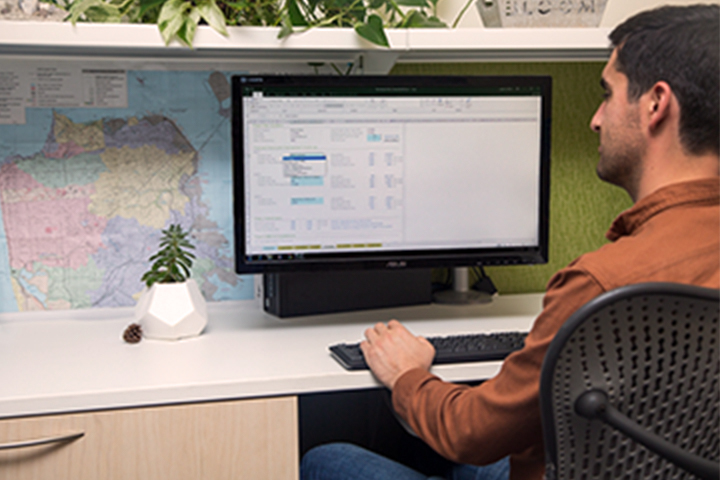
[392,178,720,480]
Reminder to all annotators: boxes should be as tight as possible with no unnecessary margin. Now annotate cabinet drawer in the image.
[0,396,298,480]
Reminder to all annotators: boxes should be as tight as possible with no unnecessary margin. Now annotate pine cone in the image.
[123,323,143,344]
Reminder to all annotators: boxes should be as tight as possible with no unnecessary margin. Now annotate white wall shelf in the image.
[0,21,611,74]
[402,27,612,63]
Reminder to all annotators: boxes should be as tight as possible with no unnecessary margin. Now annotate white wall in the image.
[440,0,720,29]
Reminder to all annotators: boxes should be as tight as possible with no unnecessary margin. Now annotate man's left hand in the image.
[360,320,435,389]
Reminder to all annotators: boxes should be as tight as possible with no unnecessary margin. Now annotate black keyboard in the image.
[329,331,527,371]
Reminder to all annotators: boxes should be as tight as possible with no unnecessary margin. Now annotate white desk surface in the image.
[0,293,543,420]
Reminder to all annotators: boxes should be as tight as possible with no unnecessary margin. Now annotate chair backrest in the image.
[540,282,719,480]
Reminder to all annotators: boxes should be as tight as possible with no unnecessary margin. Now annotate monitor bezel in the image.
[231,74,552,274]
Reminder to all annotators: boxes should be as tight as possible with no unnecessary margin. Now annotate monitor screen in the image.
[232,75,551,274]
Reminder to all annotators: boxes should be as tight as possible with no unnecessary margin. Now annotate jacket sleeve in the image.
[391,265,605,465]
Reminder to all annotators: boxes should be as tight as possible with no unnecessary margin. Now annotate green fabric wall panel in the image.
[390,62,633,294]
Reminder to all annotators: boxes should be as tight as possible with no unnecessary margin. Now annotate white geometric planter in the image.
[134,279,208,340]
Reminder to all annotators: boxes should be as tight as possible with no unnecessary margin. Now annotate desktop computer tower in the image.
[263,269,433,317]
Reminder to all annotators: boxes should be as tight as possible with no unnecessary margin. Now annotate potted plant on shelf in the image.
[133,223,208,341]
[56,0,471,48]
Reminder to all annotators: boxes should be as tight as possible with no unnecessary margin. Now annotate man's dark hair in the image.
[609,4,719,156]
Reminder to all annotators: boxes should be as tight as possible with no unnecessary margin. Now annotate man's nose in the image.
[590,105,603,133]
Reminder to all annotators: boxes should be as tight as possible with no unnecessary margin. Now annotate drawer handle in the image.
[0,432,84,450]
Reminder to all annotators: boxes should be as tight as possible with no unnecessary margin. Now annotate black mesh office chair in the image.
[540,282,719,480]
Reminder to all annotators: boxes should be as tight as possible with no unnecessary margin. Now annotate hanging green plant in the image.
[51,0,470,48]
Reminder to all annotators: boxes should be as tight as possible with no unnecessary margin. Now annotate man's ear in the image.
[646,81,674,131]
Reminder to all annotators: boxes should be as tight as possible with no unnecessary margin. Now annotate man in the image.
[301,4,720,480]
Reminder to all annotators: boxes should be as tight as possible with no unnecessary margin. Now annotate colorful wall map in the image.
[0,69,253,311]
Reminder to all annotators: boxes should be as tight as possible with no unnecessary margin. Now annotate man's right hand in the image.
[360,320,435,389]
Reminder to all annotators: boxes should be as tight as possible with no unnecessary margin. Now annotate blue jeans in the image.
[301,442,510,480]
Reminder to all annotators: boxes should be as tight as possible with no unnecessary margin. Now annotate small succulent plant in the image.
[141,224,196,288]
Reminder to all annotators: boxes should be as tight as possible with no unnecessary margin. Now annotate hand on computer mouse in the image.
[360,320,435,389]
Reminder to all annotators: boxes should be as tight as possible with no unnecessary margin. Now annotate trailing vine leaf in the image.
[307,0,322,12]
[400,9,446,27]
[66,0,120,23]
[320,0,364,26]
[278,11,295,38]
[84,2,122,22]
[176,8,201,46]
[223,0,278,26]
[157,0,188,44]
[136,0,166,20]
[196,0,229,35]
[354,13,388,47]
[395,0,430,7]
[286,0,309,26]
[158,0,203,45]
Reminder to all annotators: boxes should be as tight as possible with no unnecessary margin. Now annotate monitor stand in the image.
[433,267,495,305]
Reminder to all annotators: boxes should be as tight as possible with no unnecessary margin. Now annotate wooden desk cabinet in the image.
[0,396,298,480]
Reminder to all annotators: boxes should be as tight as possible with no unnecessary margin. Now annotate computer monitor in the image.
[231,74,551,312]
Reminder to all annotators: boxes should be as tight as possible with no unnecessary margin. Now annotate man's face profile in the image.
[590,49,646,197]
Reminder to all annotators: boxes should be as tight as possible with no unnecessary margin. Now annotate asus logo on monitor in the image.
[386,261,407,269]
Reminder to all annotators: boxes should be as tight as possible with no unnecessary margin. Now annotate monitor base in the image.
[432,267,496,305]
[433,288,494,305]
